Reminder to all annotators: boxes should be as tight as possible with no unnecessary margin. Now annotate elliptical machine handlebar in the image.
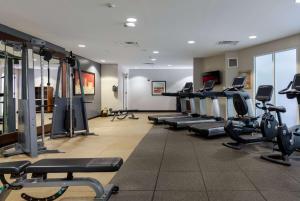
[278,81,300,98]
[255,102,264,110]
[278,81,293,94]
[256,102,275,110]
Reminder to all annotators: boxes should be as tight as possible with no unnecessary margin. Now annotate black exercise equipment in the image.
[39,47,52,86]
[51,52,94,138]
[188,76,253,137]
[2,40,59,157]
[0,157,122,200]
[223,85,278,150]
[110,109,139,121]
[0,41,17,134]
[261,74,300,166]
[148,82,194,124]
[164,80,222,129]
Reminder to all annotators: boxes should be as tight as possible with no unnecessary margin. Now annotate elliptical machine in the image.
[261,74,300,166]
[223,85,278,150]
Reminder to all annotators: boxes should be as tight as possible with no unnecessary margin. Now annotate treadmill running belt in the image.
[165,117,216,128]
[189,122,226,137]
[148,114,181,120]
[148,114,190,124]
[148,114,187,122]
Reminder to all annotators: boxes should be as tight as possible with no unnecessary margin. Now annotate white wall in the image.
[100,64,120,110]
[128,68,193,111]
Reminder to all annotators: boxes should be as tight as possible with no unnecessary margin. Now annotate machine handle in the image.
[255,103,263,109]
[256,102,269,111]
[278,81,293,94]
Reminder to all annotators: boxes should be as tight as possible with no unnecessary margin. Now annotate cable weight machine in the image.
[51,52,94,138]
[2,39,60,157]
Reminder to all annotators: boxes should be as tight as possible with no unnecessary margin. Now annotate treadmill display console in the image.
[183,82,193,92]
[256,85,273,102]
[232,77,246,88]
[203,80,215,90]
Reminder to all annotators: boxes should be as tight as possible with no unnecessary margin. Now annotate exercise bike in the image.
[261,74,300,166]
[223,85,278,150]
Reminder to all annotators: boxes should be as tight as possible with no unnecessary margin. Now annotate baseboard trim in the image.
[88,115,101,120]
[136,110,178,113]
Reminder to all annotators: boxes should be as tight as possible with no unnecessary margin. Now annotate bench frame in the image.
[0,171,118,201]
[111,110,139,122]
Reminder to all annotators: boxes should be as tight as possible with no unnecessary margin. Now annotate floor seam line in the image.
[190,136,211,201]
[237,161,269,201]
[150,130,169,201]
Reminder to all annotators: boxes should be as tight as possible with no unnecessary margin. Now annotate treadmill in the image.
[148,82,195,124]
[164,80,222,129]
[188,76,254,137]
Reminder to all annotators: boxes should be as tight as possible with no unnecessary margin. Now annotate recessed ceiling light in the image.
[151,58,157,61]
[78,44,86,48]
[124,22,136,27]
[168,64,173,67]
[126,18,137,22]
[153,51,159,54]
[249,35,257,39]
[296,0,300,3]
[100,60,106,63]
[187,40,196,44]
[33,58,37,61]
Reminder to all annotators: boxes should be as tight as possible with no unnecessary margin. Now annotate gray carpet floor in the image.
[110,125,300,201]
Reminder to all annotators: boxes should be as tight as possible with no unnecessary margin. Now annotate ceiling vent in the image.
[106,3,116,8]
[124,41,139,47]
[217,41,239,46]
[143,62,154,65]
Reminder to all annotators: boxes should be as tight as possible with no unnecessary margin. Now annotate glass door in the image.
[255,49,298,127]
[274,49,297,127]
[255,53,275,117]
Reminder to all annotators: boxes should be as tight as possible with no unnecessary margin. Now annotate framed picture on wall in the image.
[239,71,252,89]
[152,81,166,96]
[74,70,95,95]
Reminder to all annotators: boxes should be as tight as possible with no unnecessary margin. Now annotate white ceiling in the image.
[0,0,299,68]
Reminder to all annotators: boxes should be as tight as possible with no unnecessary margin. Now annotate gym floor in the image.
[5,113,152,201]
[5,113,300,201]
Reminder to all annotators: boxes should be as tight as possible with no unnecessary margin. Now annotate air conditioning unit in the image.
[227,58,238,68]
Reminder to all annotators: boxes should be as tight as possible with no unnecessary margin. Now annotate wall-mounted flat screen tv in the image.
[202,71,221,85]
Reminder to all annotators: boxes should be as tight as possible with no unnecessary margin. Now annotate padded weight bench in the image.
[110,109,139,121]
[0,157,123,201]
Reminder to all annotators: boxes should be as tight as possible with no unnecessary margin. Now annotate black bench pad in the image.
[0,161,31,174]
[26,158,123,174]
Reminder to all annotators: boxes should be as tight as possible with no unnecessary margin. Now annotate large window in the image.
[255,49,297,127]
